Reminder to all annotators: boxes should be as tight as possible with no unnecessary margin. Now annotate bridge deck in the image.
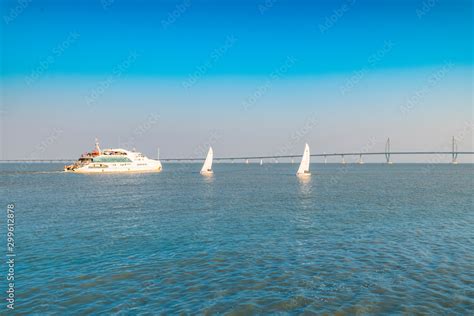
[1,151,472,162]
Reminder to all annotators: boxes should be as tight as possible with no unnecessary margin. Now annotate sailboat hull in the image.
[296,172,311,177]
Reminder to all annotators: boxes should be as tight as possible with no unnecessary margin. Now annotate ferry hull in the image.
[65,162,162,173]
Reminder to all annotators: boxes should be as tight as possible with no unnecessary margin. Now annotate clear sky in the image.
[0,0,472,162]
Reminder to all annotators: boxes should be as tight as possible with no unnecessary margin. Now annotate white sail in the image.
[260,159,263,165]
[201,147,213,174]
[296,143,311,176]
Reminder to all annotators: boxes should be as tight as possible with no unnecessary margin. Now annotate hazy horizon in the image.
[1,0,472,162]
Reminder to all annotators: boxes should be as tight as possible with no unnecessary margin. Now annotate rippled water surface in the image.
[1,163,473,314]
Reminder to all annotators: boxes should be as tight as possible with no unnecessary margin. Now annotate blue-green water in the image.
[1,163,473,314]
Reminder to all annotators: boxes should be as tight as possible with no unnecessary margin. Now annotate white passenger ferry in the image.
[64,140,162,173]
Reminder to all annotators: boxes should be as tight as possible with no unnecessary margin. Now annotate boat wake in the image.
[1,171,65,175]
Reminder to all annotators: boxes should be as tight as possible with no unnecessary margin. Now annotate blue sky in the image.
[0,0,472,161]
[2,0,472,76]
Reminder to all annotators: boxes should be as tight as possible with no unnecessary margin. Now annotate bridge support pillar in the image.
[452,136,458,164]
[385,138,393,164]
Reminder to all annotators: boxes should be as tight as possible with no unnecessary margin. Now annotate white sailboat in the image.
[260,159,263,166]
[296,143,311,176]
[200,147,214,175]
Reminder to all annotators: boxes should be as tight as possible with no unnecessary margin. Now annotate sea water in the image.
[0,163,473,314]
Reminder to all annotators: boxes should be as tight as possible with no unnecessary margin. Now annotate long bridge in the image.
[1,138,472,164]
[141,137,472,164]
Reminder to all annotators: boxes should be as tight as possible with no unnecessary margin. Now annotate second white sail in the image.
[296,143,311,176]
[201,147,214,175]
